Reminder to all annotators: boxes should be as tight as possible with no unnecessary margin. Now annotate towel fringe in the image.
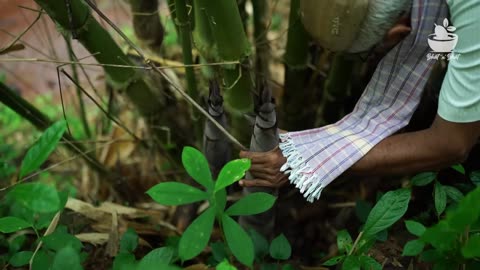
[279,133,325,202]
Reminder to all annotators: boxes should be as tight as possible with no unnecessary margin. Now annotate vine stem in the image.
[83,0,247,151]
[349,231,364,256]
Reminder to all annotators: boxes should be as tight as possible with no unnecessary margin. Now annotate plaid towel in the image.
[279,0,449,202]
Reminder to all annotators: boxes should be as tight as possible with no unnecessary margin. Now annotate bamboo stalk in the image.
[252,0,270,79]
[65,37,92,138]
[129,0,164,52]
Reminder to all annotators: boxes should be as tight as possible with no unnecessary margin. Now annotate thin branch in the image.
[0,9,42,54]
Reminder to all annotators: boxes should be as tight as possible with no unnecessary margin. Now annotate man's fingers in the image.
[239,151,270,163]
[250,164,276,174]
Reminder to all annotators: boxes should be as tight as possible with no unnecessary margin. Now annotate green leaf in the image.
[9,183,61,213]
[225,192,276,216]
[222,214,254,267]
[9,251,33,267]
[470,171,480,186]
[0,216,31,233]
[451,164,465,175]
[363,189,411,236]
[31,249,53,270]
[411,172,436,186]
[214,188,227,215]
[9,234,27,253]
[337,229,353,254]
[402,240,425,256]
[461,234,480,258]
[443,186,464,202]
[113,253,137,270]
[405,220,426,236]
[120,228,138,253]
[147,182,208,206]
[182,147,214,190]
[342,255,361,270]
[355,200,372,223]
[434,181,447,217]
[269,234,291,260]
[421,221,457,252]
[19,121,66,178]
[43,229,83,253]
[281,264,296,270]
[51,246,83,270]
[248,229,269,260]
[216,260,238,270]
[179,207,215,261]
[214,159,251,192]
[419,249,442,262]
[359,255,382,270]
[322,255,345,266]
[137,247,175,268]
[447,186,480,231]
[211,241,228,263]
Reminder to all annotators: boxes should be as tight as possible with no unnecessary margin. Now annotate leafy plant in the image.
[324,188,411,269]
[147,146,276,267]
[402,186,480,269]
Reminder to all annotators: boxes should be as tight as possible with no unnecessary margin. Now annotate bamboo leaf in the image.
[411,172,436,186]
[182,146,214,190]
[363,189,411,236]
[434,181,447,217]
[9,183,61,213]
[0,216,31,233]
[214,159,250,192]
[222,214,254,267]
[402,240,425,256]
[225,192,275,216]
[147,182,208,206]
[405,220,426,236]
[179,207,215,261]
[19,120,66,178]
[269,234,291,260]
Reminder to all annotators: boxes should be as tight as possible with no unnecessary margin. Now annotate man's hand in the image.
[239,146,289,188]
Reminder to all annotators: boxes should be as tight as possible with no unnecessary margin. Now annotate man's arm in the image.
[240,115,480,188]
[349,114,480,175]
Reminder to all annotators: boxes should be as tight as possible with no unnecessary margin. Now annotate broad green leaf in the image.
[359,255,382,270]
[9,251,33,267]
[402,240,425,256]
[147,182,208,206]
[214,159,251,192]
[51,246,83,270]
[43,229,83,253]
[363,189,411,236]
[451,164,465,174]
[447,186,480,231]
[112,253,137,270]
[211,241,228,263]
[9,183,61,213]
[322,255,345,266]
[31,250,53,270]
[225,192,276,216]
[411,172,436,186]
[461,234,480,258]
[336,230,353,254]
[0,216,31,233]
[434,182,447,217]
[421,221,457,251]
[269,234,291,260]
[342,255,361,270]
[182,147,214,190]
[405,220,426,236]
[248,229,269,260]
[137,247,174,267]
[19,121,66,178]
[470,171,480,186]
[222,214,254,267]
[216,260,237,270]
[419,249,442,262]
[119,228,138,253]
[281,265,296,270]
[9,234,27,253]
[355,200,372,223]
[179,207,215,261]
[443,186,464,202]
[214,188,227,215]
